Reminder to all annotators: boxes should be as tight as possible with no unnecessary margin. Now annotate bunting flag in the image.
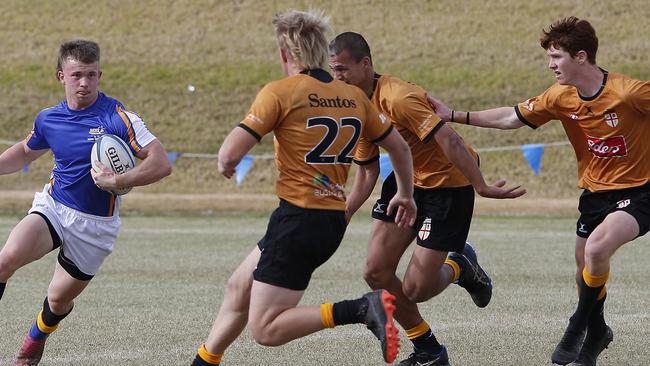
[167,152,181,165]
[378,154,393,182]
[520,143,544,176]
[22,164,29,173]
[236,155,255,186]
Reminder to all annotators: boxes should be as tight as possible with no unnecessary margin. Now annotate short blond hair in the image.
[273,9,332,70]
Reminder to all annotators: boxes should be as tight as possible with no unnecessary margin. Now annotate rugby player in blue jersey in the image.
[0,39,172,365]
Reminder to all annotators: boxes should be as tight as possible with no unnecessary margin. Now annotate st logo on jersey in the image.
[603,110,619,128]
[418,218,432,241]
[524,98,535,112]
[586,135,628,158]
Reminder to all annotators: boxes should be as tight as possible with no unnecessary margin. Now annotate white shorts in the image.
[28,186,121,279]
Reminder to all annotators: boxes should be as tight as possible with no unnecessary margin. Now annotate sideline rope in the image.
[0,139,569,160]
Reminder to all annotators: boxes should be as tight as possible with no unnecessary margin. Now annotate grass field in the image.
[1,1,649,198]
[1,212,648,365]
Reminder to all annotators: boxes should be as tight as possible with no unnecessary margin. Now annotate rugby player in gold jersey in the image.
[429,17,650,366]
[191,9,418,366]
[330,32,525,366]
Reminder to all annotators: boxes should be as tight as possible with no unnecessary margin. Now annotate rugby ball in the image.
[91,134,135,195]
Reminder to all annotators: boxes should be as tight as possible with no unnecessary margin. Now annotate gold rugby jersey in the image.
[355,74,477,189]
[239,69,392,210]
[516,70,650,192]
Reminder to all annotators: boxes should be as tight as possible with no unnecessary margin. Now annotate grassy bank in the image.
[1,0,648,199]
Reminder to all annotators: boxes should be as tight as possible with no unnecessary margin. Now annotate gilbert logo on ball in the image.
[91,134,136,195]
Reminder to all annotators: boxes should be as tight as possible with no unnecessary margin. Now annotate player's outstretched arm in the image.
[93,139,172,190]
[345,160,379,223]
[218,127,258,179]
[0,141,48,175]
[376,129,416,228]
[434,124,526,199]
[427,94,525,130]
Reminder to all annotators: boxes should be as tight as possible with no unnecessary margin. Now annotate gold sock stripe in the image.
[198,344,222,365]
[444,258,461,282]
[582,267,609,288]
[320,303,335,328]
[37,310,59,334]
[405,321,431,340]
[597,286,607,300]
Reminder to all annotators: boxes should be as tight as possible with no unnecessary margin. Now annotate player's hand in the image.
[387,194,416,229]
[475,179,527,199]
[426,94,453,122]
[218,160,236,179]
[90,161,118,191]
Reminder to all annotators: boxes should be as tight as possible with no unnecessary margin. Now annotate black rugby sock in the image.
[568,269,607,332]
[412,329,442,354]
[191,355,218,366]
[42,296,73,326]
[587,294,607,337]
[332,297,367,325]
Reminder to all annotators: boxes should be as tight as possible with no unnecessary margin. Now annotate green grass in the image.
[1,213,648,365]
[1,1,649,198]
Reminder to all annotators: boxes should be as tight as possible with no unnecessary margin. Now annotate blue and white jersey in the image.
[26,92,156,216]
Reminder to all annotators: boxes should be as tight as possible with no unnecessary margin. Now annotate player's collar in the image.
[300,69,333,83]
[578,68,608,101]
[369,73,381,99]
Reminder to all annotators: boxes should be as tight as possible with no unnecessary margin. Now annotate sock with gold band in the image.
[406,321,442,354]
[444,258,461,283]
[320,303,335,328]
[0,282,5,300]
[30,297,73,340]
[329,297,367,326]
[568,268,608,332]
[191,344,222,366]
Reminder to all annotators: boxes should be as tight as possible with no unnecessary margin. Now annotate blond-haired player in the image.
[190,9,416,365]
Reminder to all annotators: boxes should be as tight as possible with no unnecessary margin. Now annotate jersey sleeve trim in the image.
[116,106,143,152]
[370,124,394,144]
[514,106,538,130]
[422,121,445,143]
[237,123,261,142]
[354,155,379,166]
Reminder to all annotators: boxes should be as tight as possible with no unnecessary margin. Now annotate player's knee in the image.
[363,264,390,289]
[250,325,287,347]
[402,279,428,303]
[223,274,252,311]
[584,244,610,267]
[46,296,73,315]
[0,251,21,280]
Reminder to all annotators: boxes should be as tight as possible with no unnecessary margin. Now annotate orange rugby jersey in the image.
[355,74,476,189]
[516,70,650,192]
[239,69,392,210]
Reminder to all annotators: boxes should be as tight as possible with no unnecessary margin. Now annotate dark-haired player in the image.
[429,16,650,366]
[329,32,525,366]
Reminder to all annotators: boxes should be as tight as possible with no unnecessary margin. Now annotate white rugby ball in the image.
[91,134,135,195]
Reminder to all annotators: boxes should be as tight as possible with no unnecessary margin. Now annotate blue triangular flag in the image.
[167,152,180,165]
[378,154,393,182]
[236,155,255,186]
[22,164,29,173]
[521,144,544,176]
